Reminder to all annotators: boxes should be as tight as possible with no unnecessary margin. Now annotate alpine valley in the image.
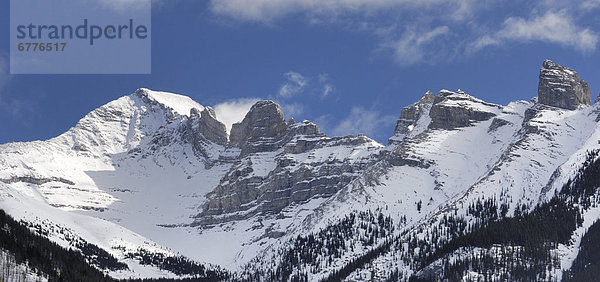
[3,60,600,281]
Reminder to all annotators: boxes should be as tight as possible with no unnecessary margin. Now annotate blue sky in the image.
[2,0,600,144]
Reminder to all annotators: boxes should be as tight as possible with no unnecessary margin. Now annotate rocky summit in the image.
[388,91,434,144]
[229,101,289,155]
[538,59,591,110]
[428,89,501,129]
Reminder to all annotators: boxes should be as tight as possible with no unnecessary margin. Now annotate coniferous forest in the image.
[0,209,228,281]
[254,150,600,281]
[0,209,115,281]
[409,149,600,281]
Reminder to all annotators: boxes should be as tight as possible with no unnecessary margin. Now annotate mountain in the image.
[1,60,600,281]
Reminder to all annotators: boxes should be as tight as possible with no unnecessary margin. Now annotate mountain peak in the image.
[187,106,228,146]
[428,89,501,129]
[229,100,287,149]
[134,88,204,116]
[542,59,561,69]
[538,60,591,110]
[418,91,435,104]
[388,91,436,144]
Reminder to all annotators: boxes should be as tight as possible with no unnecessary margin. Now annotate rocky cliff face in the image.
[428,90,501,129]
[196,109,381,226]
[538,60,591,110]
[229,101,288,156]
[184,107,229,165]
[186,107,228,145]
[388,91,434,144]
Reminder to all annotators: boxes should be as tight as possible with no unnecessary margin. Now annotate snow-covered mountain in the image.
[2,60,600,281]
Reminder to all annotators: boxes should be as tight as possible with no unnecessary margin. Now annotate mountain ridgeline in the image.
[2,60,600,281]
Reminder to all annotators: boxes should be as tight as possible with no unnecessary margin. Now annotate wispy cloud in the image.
[318,74,334,98]
[209,0,475,23]
[279,102,305,119]
[581,0,600,9]
[330,106,396,139]
[322,84,334,98]
[383,26,450,65]
[474,10,598,52]
[208,0,484,65]
[209,0,600,65]
[213,98,261,133]
[278,71,307,98]
[276,71,337,99]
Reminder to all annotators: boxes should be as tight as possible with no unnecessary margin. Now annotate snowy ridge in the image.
[142,88,205,117]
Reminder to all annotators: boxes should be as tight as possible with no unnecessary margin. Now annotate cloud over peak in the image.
[213,98,261,134]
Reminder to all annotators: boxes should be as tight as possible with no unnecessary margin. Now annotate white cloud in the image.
[331,106,396,138]
[213,98,260,134]
[384,26,450,65]
[209,0,475,23]
[474,10,598,52]
[472,35,500,50]
[210,0,600,65]
[278,71,307,98]
[213,98,303,134]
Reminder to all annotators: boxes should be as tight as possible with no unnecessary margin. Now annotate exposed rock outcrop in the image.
[487,118,511,133]
[538,60,591,110]
[388,91,434,144]
[229,101,288,155]
[184,107,228,164]
[196,134,380,226]
[428,90,500,129]
[194,107,228,145]
[194,101,380,226]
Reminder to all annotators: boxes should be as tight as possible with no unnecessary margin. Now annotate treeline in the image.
[0,249,46,282]
[411,149,600,281]
[419,197,573,281]
[322,238,394,281]
[0,209,230,281]
[560,150,600,209]
[561,150,600,281]
[240,149,600,281]
[564,219,600,281]
[125,249,229,279]
[21,220,128,271]
[430,197,579,263]
[240,209,398,281]
[0,209,115,281]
